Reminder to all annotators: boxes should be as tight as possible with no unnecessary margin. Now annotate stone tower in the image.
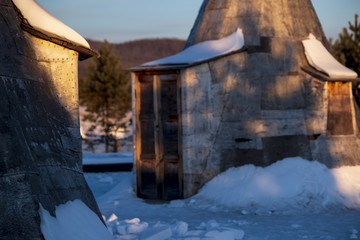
[132,0,360,200]
[0,1,103,238]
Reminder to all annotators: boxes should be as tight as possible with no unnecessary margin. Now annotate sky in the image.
[36,0,359,43]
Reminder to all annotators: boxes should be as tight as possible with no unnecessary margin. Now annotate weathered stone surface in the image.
[134,0,360,200]
[310,135,360,167]
[261,75,305,110]
[186,0,327,47]
[262,135,313,164]
[182,173,203,199]
[0,2,101,239]
[178,0,360,198]
[220,148,264,171]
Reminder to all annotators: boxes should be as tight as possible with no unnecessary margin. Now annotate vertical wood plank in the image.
[136,74,158,199]
[135,71,183,200]
[327,82,354,135]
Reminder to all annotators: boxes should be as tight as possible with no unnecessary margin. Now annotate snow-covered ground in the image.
[83,156,360,240]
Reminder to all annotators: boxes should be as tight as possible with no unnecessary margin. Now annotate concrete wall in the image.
[0,1,101,239]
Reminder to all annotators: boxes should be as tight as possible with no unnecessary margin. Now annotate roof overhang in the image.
[21,23,97,61]
[301,66,360,84]
[130,48,246,73]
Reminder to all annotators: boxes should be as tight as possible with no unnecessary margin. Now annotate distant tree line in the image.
[330,14,360,75]
[79,38,185,152]
[330,14,360,103]
[78,38,186,79]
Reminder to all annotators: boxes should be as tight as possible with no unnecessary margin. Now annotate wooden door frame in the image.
[134,70,183,200]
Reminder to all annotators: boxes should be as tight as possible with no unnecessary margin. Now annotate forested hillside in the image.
[79,38,186,78]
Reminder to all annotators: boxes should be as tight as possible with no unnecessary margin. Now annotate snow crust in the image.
[197,157,360,211]
[13,0,90,48]
[302,34,358,79]
[39,199,112,240]
[83,152,133,165]
[143,28,244,66]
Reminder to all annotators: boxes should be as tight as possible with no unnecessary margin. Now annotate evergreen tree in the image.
[331,14,360,74]
[80,40,131,152]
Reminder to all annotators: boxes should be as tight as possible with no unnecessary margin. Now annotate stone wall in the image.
[180,0,360,198]
[181,51,360,197]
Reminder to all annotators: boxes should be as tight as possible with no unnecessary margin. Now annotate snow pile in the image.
[39,199,113,240]
[196,157,360,212]
[302,34,358,79]
[143,28,244,66]
[105,216,245,240]
[13,0,90,48]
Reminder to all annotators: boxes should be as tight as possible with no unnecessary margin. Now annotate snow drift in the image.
[195,157,360,212]
[39,199,112,240]
[302,34,358,79]
[143,28,244,66]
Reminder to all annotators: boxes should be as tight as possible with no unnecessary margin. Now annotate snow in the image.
[83,155,360,240]
[83,152,133,165]
[142,28,244,66]
[302,34,358,79]
[197,157,360,211]
[13,0,90,48]
[39,199,112,240]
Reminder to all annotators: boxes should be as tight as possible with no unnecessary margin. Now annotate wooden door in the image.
[135,71,182,200]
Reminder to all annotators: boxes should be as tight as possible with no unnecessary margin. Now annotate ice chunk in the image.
[116,224,127,235]
[222,228,245,240]
[302,34,357,79]
[127,221,149,234]
[12,0,90,48]
[207,220,220,229]
[171,221,188,236]
[106,213,118,223]
[140,225,172,240]
[143,28,244,66]
[204,230,235,240]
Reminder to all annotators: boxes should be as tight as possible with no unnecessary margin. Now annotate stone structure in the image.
[0,1,102,239]
[131,0,360,200]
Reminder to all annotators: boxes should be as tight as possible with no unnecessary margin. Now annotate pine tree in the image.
[80,40,131,152]
[331,14,360,75]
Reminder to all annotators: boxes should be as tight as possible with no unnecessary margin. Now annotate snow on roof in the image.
[302,34,358,79]
[13,0,90,49]
[142,28,245,66]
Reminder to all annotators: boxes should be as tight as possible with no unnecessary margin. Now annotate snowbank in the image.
[196,157,360,212]
[143,28,244,66]
[83,152,133,165]
[13,0,90,48]
[302,34,358,79]
[39,199,112,240]
[83,155,360,240]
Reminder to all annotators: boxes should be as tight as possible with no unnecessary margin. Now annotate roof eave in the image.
[130,47,246,72]
[21,23,98,61]
[301,66,360,83]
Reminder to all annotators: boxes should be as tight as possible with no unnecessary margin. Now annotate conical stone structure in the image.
[182,0,360,186]
[186,0,329,47]
[132,0,360,199]
[0,1,102,238]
